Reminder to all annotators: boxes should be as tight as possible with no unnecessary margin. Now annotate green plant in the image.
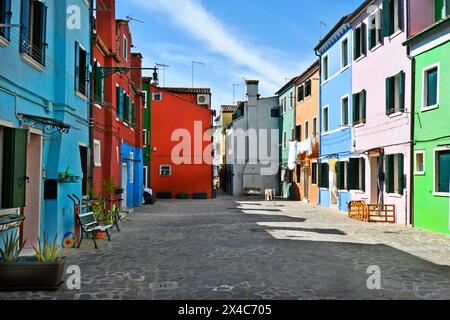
[0,231,26,263]
[92,202,107,223]
[32,234,63,262]
[102,179,118,197]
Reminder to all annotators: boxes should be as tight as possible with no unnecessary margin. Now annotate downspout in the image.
[88,0,95,197]
[314,48,322,206]
[406,0,414,227]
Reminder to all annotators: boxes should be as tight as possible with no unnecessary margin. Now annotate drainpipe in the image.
[88,0,95,197]
[406,0,414,227]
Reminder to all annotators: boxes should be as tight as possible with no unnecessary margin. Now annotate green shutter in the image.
[323,164,329,188]
[361,159,366,192]
[348,158,357,190]
[368,24,373,50]
[446,0,450,17]
[2,128,27,209]
[296,164,301,183]
[398,153,404,195]
[20,0,30,53]
[318,163,324,188]
[336,162,342,190]
[362,23,367,56]
[361,90,366,123]
[116,87,121,117]
[383,0,391,37]
[346,161,351,191]
[385,155,394,193]
[397,0,404,31]
[352,93,357,124]
[378,10,384,45]
[131,102,135,126]
[337,162,345,190]
[386,77,392,115]
[399,71,405,112]
[123,94,129,121]
[353,28,358,60]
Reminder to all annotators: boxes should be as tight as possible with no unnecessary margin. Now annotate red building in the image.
[148,86,214,199]
[91,0,144,208]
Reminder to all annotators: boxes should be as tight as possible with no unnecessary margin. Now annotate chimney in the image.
[246,80,259,107]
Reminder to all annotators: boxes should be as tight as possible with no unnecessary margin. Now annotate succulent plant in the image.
[32,234,63,262]
[0,231,26,263]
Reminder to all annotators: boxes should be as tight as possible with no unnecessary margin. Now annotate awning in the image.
[18,113,71,134]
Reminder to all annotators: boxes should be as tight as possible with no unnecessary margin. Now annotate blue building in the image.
[121,143,143,209]
[314,16,353,212]
[0,0,91,245]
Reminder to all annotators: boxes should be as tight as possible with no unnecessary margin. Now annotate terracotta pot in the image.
[95,231,106,240]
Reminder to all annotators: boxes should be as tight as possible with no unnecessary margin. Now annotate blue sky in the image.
[115,0,362,111]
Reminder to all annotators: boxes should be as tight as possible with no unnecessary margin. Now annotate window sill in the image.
[0,36,10,48]
[388,111,404,118]
[340,64,350,73]
[75,91,88,101]
[433,192,450,197]
[21,53,45,72]
[0,208,19,217]
[94,104,102,109]
[94,163,102,167]
[338,189,349,193]
[387,193,403,198]
[369,43,383,52]
[116,117,120,122]
[353,190,365,194]
[414,171,425,176]
[354,123,365,128]
[354,55,365,63]
[421,104,439,112]
[389,29,403,41]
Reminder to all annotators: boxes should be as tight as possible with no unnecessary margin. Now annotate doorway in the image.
[330,161,338,208]
[23,131,42,248]
[303,167,309,202]
[370,156,380,204]
[121,163,127,210]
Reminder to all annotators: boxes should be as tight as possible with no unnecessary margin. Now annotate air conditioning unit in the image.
[197,94,211,106]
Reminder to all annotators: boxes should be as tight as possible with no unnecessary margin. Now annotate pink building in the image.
[349,0,412,225]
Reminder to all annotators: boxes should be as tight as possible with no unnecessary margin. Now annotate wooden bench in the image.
[77,212,113,249]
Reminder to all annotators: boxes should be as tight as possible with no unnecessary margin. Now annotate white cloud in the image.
[133,0,296,94]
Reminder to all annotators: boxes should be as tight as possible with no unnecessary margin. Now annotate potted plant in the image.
[0,232,65,291]
[92,202,107,240]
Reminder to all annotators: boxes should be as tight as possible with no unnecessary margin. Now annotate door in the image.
[330,161,338,208]
[121,163,127,209]
[370,156,380,204]
[23,132,42,248]
[303,167,309,201]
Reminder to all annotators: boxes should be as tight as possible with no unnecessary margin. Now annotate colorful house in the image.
[276,79,297,199]
[0,0,91,244]
[142,78,153,189]
[348,0,412,225]
[91,0,144,210]
[149,86,214,199]
[314,16,353,211]
[405,0,450,234]
[294,60,320,205]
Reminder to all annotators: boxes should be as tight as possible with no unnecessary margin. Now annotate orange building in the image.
[294,61,320,204]
[149,86,214,199]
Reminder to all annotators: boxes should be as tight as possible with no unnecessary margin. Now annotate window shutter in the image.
[20,0,30,53]
[398,153,404,195]
[75,42,80,93]
[4,0,11,40]
[385,77,392,115]
[131,102,135,126]
[446,0,450,16]
[346,161,351,191]
[361,159,366,192]
[368,23,373,50]
[2,128,27,209]
[361,90,366,123]
[383,0,391,37]
[378,10,384,45]
[124,94,129,121]
[39,2,48,66]
[296,164,301,183]
[120,89,124,118]
[399,71,405,112]
[352,93,357,124]
[337,162,345,190]
[323,163,329,188]
[318,163,324,188]
[362,23,367,56]
[385,155,394,193]
[348,158,357,190]
[397,0,404,31]
[353,29,358,60]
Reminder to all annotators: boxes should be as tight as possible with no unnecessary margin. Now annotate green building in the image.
[142,78,152,188]
[276,78,297,199]
[406,16,450,235]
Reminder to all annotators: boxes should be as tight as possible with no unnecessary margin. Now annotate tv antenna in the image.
[126,15,145,24]
[156,63,170,87]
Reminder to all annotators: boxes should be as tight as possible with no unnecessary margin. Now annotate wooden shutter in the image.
[323,163,329,188]
[75,41,80,93]
[398,153,404,195]
[385,155,394,193]
[352,93,357,124]
[337,162,345,190]
[378,10,384,45]
[361,90,366,123]
[447,0,450,16]
[296,164,301,183]
[348,158,357,190]
[3,0,11,40]
[2,128,27,209]
[362,23,367,56]
[37,1,47,66]
[124,94,129,121]
[116,87,121,117]
[360,158,366,192]
[131,102,135,126]
[318,163,324,188]
[20,0,30,53]
[383,0,391,37]
[386,77,392,115]
[399,71,405,112]
[397,0,404,31]
[346,161,351,191]
[354,28,359,60]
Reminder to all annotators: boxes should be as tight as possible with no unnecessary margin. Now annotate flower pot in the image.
[0,257,66,291]
[95,231,106,240]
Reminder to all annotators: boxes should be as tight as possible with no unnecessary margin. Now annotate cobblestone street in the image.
[2,195,450,300]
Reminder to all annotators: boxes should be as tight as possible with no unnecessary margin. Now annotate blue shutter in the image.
[75,41,80,92]
[20,0,30,53]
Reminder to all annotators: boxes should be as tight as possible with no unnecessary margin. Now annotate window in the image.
[129,152,134,183]
[153,92,162,101]
[354,23,367,60]
[423,65,439,110]
[305,80,312,97]
[348,158,366,191]
[415,150,425,175]
[435,149,450,194]
[160,164,171,176]
[282,97,287,113]
[336,161,348,190]
[435,0,450,21]
[383,0,403,37]
[295,125,302,142]
[296,164,301,183]
[323,55,329,81]
[123,94,130,122]
[116,86,124,118]
[313,117,317,137]
[297,85,304,102]
[341,37,349,68]
[271,108,280,117]
[123,35,128,61]
[318,163,329,188]
[311,162,318,185]
[94,61,104,104]
[290,92,294,109]
[79,146,88,196]
[75,42,88,96]
[143,91,148,108]
[369,10,382,50]
[20,0,48,66]
[322,106,329,133]
[93,140,101,167]
[352,90,366,125]
[283,131,287,149]
[0,0,11,41]
[385,154,404,195]
[291,128,295,141]
[341,96,349,126]
[143,129,149,146]
[143,166,148,188]
[386,71,405,115]
[305,121,309,140]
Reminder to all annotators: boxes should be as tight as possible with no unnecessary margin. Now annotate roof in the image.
[295,60,320,84]
[275,76,300,96]
[347,0,377,22]
[221,105,238,113]
[314,15,349,52]
[160,87,211,94]
[404,17,450,46]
